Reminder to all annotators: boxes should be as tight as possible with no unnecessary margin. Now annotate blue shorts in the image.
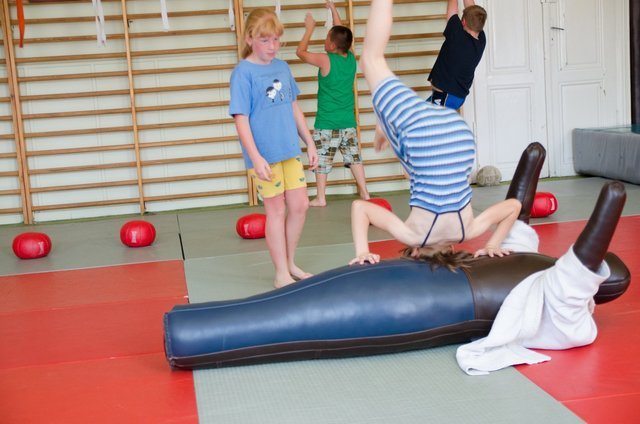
[427,90,465,110]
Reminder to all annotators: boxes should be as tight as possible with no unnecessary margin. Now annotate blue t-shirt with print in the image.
[229,59,302,169]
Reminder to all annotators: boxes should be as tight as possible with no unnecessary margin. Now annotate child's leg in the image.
[310,173,328,207]
[350,164,370,200]
[360,0,395,92]
[263,194,297,287]
[310,130,334,207]
[283,187,311,281]
[340,128,369,200]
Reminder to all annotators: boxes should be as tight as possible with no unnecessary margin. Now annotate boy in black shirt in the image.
[428,0,487,109]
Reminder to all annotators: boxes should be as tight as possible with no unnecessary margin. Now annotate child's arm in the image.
[291,101,318,170]
[296,13,331,76]
[360,0,395,92]
[447,0,459,19]
[463,0,476,9]
[349,199,420,265]
[373,122,389,152]
[233,114,272,181]
[326,0,342,26]
[466,199,522,257]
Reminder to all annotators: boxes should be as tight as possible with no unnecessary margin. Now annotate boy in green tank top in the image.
[296,1,369,207]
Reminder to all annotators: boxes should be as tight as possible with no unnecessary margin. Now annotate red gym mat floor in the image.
[0,218,638,423]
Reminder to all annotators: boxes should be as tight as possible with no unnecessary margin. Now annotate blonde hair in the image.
[400,245,474,272]
[240,8,285,59]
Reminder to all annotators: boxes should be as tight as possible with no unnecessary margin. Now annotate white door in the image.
[470,0,629,178]
[543,0,630,176]
[470,0,549,180]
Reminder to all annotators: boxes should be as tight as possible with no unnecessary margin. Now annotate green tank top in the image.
[314,51,357,130]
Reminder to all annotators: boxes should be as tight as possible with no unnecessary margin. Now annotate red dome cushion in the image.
[236,213,266,239]
[12,232,52,259]
[531,192,558,218]
[120,220,156,247]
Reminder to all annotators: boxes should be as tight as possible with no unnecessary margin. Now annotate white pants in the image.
[456,221,610,375]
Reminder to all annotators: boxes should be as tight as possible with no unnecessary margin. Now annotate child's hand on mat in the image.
[473,245,512,258]
[349,252,381,265]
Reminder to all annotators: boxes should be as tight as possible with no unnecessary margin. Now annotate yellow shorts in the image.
[249,156,307,199]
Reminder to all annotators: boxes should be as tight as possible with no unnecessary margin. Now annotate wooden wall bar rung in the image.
[31,180,136,193]
[18,64,236,82]
[144,188,248,203]
[16,8,229,26]
[354,32,442,44]
[16,45,236,64]
[144,170,247,184]
[30,162,137,175]
[23,100,229,120]
[139,135,238,148]
[25,125,133,138]
[23,107,133,120]
[15,27,232,44]
[21,81,229,102]
[32,197,141,212]
[16,52,127,64]
[0,207,22,214]
[142,153,243,167]
[27,144,133,157]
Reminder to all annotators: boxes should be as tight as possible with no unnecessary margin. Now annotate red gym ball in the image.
[236,213,266,239]
[367,198,393,212]
[12,232,52,259]
[120,220,157,247]
[531,192,558,218]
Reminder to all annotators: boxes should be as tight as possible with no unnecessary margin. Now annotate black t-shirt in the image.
[428,15,486,98]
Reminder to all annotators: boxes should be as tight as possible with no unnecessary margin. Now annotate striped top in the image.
[372,77,475,214]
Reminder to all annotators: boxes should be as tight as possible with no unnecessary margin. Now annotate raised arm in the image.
[466,198,522,257]
[296,13,331,75]
[447,0,460,19]
[463,0,476,9]
[359,0,395,92]
[326,0,342,26]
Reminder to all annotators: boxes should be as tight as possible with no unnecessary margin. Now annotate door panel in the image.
[472,0,548,180]
[471,0,629,179]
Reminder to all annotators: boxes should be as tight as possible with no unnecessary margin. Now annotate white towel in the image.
[160,0,170,31]
[501,220,539,253]
[92,0,107,45]
[456,246,610,375]
[228,0,235,30]
[325,0,334,28]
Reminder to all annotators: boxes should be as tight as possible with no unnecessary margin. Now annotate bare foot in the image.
[274,276,296,288]
[289,265,313,281]
[309,198,327,207]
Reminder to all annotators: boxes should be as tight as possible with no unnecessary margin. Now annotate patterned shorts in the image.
[248,156,307,199]
[312,128,362,174]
